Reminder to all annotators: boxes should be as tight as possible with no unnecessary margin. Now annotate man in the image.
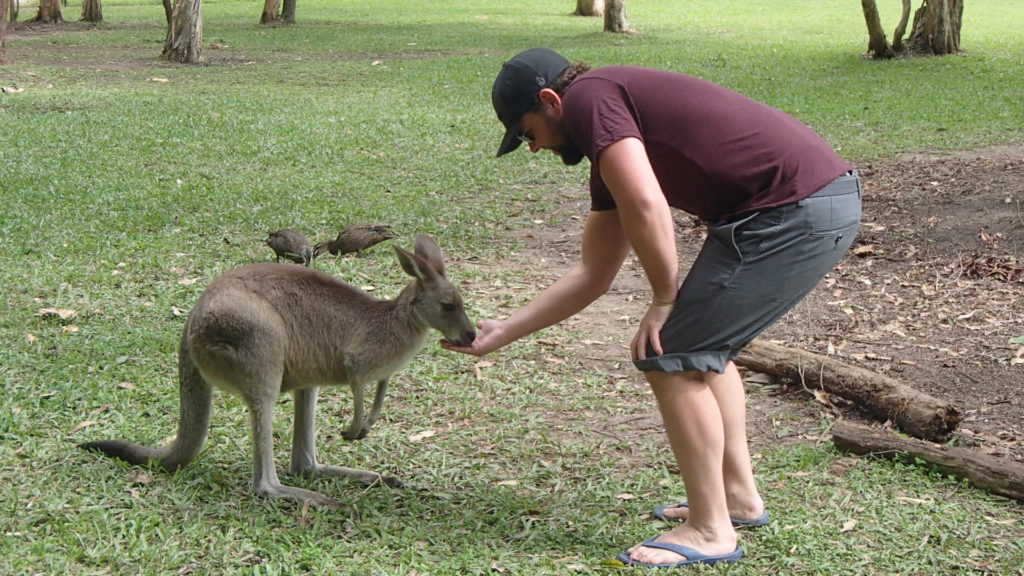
[442,48,861,568]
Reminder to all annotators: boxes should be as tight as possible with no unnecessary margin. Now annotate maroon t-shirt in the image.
[561,66,853,222]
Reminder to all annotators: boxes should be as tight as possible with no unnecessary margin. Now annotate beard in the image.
[544,111,586,166]
[555,142,586,166]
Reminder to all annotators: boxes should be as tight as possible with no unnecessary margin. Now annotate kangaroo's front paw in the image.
[342,423,364,441]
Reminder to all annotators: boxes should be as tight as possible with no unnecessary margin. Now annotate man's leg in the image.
[628,180,860,561]
[658,362,765,522]
[623,368,740,565]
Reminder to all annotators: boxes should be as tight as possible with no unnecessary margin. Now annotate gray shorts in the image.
[634,171,862,374]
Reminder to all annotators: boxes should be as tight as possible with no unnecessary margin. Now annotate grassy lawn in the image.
[1,0,1022,574]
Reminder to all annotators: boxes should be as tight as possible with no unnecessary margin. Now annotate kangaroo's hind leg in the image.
[241,378,343,509]
[290,386,321,475]
[290,386,403,488]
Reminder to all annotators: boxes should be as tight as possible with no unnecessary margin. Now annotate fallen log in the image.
[736,340,962,442]
[832,420,1024,502]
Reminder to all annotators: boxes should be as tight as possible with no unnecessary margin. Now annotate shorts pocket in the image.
[803,194,861,238]
[708,212,756,260]
[732,205,788,259]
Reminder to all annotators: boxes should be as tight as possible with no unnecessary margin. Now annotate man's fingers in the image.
[632,332,647,361]
[649,331,664,357]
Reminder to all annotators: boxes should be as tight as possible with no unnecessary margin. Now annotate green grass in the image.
[2,0,1023,574]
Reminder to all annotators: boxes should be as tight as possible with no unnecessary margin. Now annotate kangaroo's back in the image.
[200,263,376,323]
[187,262,423,391]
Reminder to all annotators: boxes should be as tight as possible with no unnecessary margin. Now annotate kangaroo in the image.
[81,234,476,509]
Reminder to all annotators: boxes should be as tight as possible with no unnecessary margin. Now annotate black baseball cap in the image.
[491,48,571,157]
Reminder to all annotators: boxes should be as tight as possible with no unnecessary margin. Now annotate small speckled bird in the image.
[265,228,312,267]
[313,224,398,259]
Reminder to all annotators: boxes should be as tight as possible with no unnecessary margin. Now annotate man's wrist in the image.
[652,296,676,307]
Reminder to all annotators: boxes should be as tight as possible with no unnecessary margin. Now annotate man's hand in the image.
[441,319,508,357]
[631,301,674,361]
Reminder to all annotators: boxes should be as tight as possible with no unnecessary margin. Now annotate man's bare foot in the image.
[622,524,739,567]
[655,501,769,526]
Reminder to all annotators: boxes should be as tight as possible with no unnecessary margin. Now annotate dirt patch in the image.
[488,146,1024,464]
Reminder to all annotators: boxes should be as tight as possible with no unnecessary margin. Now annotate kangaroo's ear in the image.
[396,245,434,281]
[413,234,445,276]
[393,241,421,278]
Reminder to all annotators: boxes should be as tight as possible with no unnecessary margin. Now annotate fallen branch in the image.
[736,340,962,442]
[832,420,1024,502]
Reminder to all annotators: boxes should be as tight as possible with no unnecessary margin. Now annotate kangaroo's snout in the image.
[438,318,476,348]
[449,328,476,348]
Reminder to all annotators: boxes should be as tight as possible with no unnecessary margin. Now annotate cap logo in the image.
[535,75,547,87]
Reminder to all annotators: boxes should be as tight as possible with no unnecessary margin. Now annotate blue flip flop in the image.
[652,501,770,528]
[617,537,744,568]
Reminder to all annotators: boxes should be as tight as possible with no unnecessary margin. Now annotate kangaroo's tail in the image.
[80,336,213,472]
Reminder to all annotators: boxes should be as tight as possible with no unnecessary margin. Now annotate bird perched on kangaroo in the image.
[81,234,476,509]
[314,223,397,259]
[265,228,312,267]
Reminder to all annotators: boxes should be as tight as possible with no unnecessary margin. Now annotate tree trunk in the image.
[861,0,894,59]
[603,0,631,33]
[31,0,64,23]
[7,0,16,24]
[833,420,1024,502]
[906,0,962,54]
[0,0,7,65]
[162,0,172,24]
[80,0,102,23]
[735,340,962,443]
[892,0,912,52]
[573,0,603,17]
[280,0,295,24]
[259,0,280,24]
[162,0,203,64]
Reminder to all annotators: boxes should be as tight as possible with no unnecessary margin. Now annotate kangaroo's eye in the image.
[442,303,456,312]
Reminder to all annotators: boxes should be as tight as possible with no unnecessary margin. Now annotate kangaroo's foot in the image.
[253,480,346,510]
[310,463,403,488]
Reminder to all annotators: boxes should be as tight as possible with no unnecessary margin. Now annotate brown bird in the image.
[314,224,398,259]
[265,228,312,267]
